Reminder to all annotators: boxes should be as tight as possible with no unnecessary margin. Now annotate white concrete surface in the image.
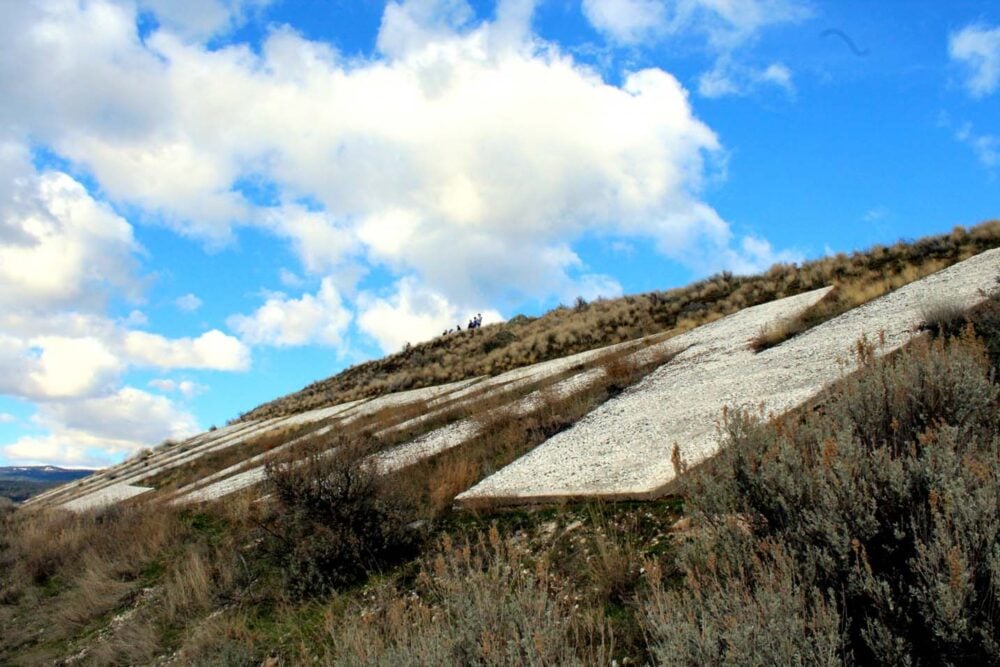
[61,483,154,512]
[458,249,999,503]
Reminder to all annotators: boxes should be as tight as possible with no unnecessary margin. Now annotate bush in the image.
[643,539,844,666]
[481,328,517,354]
[327,527,613,666]
[919,299,969,338]
[261,440,420,599]
[963,279,1000,374]
[665,331,1000,665]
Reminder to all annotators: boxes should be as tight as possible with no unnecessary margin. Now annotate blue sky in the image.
[0,0,997,468]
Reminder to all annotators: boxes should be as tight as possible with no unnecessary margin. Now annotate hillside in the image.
[240,222,1000,422]
[0,467,94,503]
[2,224,1000,665]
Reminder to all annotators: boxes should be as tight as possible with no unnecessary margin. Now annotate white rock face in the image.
[49,400,369,511]
[61,483,153,512]
[171,342,645,504]
[166,378,482,505]
[457,248,999,504]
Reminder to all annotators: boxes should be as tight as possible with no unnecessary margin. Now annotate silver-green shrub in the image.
[649,330,1000,665]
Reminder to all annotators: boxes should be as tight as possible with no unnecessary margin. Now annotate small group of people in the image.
[441,313,483,336]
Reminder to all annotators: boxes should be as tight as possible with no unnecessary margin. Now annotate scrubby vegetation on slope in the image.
[652,324,1000,664]
[242,221,1000,421]
[1,232,999,665]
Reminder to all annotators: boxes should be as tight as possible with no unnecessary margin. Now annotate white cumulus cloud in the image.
[124,329,251,370]
[3,387,199,468]
[228,278,352,347]
[0,145,139,312]
[358,277,503,353]
[0,141,247,465]
[0,0,787,308]
[950,24,1000,98]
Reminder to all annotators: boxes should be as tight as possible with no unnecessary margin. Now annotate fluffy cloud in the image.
[0,133,249,466]
[950,24,1000,98]
[38,387,199,445]
[124,330,251,370]
[0,332,122,402]
[266,206,358,275]
[26,337,123,399]
[175,293,203,312]
[228,278,352,346]
[698,58,793,98]
[358,278,503,353]
[3,387,200,468]
[0,0,782,308]
[0,145,139,312]
[583,0,806,99]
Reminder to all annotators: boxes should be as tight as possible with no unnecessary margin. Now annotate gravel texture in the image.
[172,345,642,503]
[457,248,1000,504]
[61,483,154,512]
[50,402,364,511]
[169,381,480,504]
[21,421,251,508]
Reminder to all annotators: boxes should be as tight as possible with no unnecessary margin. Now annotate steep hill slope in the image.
[239,222,1000,421]
[22,228,1000,517]
[4,224,1000,665]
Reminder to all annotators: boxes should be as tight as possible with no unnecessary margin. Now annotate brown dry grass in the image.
[142,419,335,493]
[3,224,999,665]
[751,256,957,351]
[393,345,677,515]
[241,221,1000,422]
[0,498,255,665]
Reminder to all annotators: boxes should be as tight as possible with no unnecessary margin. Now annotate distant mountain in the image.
[0,466,95,503]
